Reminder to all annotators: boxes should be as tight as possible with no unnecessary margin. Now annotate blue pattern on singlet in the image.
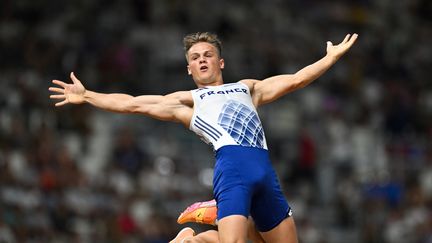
[217,100,264,148]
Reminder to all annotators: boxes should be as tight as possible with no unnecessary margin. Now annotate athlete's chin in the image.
[198,77,215,85]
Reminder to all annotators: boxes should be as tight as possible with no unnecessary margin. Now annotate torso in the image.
[188,81,267,151]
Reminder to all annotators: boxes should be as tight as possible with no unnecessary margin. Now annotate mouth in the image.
[200,65,208,72]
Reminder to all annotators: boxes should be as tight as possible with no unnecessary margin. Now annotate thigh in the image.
[213,159,252,220]
[217,215,249,243]
[247,217,266,243]
[250,168,290,232]
[260,217,298,243]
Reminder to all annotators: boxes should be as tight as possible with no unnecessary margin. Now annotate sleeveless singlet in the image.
[189,82,268,151]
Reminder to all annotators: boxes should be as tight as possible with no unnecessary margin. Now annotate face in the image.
[187,42,224,87]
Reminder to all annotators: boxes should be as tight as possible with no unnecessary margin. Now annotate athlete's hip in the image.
[213,145,275,189]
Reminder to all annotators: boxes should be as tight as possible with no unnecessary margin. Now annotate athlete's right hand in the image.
[49,72,86,106]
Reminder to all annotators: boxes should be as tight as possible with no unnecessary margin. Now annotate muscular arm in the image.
[83,90,191,122]
[49,72,193,125]
[247,33,358,106]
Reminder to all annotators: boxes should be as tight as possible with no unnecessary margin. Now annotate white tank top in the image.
[189,82,268,151]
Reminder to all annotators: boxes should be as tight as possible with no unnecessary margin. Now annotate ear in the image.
[187,65,192,75]
[220,59,225,70]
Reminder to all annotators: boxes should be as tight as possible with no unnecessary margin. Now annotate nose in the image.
[199,56,207,63]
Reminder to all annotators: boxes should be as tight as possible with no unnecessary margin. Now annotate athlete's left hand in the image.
[326,33,358,59]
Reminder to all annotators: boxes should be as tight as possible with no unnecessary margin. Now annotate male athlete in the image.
[49,32,358,243]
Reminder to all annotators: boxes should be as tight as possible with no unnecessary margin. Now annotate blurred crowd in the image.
[0,0,431,242]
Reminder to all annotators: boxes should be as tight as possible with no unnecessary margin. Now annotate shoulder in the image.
[238,79,261,93]
[166,90,192,98]
[165,91,194,126]
[239,79,267,107]
[165,90,193,107]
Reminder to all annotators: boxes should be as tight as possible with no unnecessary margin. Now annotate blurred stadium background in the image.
[0,0,431,242]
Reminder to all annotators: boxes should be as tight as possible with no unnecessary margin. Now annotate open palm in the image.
[326,33,358,59]
[49,72,86,106]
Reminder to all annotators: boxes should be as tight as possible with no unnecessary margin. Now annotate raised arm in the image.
[49,72,193,124]
[247,33,358,106]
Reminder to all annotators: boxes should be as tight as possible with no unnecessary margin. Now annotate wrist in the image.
[325,53,339,64]
[83,89,91,103]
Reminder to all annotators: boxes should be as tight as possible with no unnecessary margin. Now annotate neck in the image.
[195,76,224,88]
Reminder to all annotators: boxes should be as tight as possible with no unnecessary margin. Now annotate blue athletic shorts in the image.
[213,145,291,232]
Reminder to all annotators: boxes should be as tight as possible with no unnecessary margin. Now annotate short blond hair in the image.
[183,32,222,60]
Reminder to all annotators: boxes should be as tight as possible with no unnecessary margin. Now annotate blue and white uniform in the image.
[190,82,291,232]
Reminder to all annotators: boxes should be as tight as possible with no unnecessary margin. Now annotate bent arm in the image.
[251,33,358,106]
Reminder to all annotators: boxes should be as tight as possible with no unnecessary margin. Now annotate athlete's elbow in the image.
[121,100,143,114]
[290,75,314,90]
[128,105,149,114]
[293,81,310,90]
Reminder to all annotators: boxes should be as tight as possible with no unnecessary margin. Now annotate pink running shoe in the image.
[177,199,217,225]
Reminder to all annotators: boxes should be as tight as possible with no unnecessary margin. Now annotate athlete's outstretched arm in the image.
[249,33,358,106]
[49,72,192,123]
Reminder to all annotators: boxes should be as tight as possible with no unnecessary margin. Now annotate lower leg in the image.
[183,230,219,243]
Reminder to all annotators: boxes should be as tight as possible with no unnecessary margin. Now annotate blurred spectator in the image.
[0,0,431,242]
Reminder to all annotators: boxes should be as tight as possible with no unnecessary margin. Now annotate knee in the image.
[184,230,219,243]
[219,239,247,243]
[183,236,201,243]
[182,238,193,243]
[218,234,247,243]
